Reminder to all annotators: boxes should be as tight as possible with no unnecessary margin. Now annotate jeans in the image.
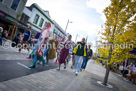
[74,55,83,72]
[81,55,89,69]
[43,46,50,63]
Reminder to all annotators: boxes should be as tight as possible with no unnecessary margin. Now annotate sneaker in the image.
[64,65,66,69]
[73,70,76,73]
[57,68,60,71]
[125,80,131,82]
[126,74,131,77]
[75,72,78,76]
[17,50,20,53]
[26,55,31,59]
[80,69,82,72]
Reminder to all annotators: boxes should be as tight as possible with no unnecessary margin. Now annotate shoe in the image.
[73,70,76,73]
[29,65,35,68]
[26,55,31,59]
[80,69,82,72]
[57,68,60,71]
[64,65,66,69]
[17,50,20,53]
[71,66,73,69]
[75,72,78,76]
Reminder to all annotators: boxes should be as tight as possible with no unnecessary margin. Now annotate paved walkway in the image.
[0,61,136,91]
[0,46,136,91]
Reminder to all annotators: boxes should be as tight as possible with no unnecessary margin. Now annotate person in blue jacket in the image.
[18,26,31,52]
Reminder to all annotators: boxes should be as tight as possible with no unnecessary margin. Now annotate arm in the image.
[26,31,31,42]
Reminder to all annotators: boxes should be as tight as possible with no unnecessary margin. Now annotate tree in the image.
[98,0,136,85]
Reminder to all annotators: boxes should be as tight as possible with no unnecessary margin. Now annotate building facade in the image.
[0,0,27,39]
[21,3,66,39]
[53,21,66,40]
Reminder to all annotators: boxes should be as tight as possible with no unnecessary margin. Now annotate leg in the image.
[76,56,83,72]
[29,54,38,68]
[83,56,89,69]
[18,40,24,52]
[81,56,87,69]
[40,56,45,66]
[74,55,80,72]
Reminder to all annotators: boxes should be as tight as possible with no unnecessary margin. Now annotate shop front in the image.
[0,10,27,40]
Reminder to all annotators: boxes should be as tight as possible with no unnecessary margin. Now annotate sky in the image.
[26,0,111,52]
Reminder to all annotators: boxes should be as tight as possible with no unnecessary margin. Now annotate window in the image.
[10,0,20,11]
[33,14,39,25]
[39,18,44,27]
[0,0,3,2]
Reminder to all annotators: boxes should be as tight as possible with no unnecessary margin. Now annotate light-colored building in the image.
[53,20,66,40]
[22,3,66,39]
[0,0,27,39]
[21,3,54,34]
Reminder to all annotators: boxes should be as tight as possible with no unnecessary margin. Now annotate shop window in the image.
[10,0,20,11]
[39,18,44,27]
[0,0,3,2]
[33,14,39,25]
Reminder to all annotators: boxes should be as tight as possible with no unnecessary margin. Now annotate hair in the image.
[47,22,51,27]
[27,26,31,30]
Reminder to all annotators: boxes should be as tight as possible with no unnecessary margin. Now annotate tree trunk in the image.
[103,64,111,85]
[103,42,112,85]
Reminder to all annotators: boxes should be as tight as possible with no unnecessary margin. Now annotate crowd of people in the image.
[5,22,93,76]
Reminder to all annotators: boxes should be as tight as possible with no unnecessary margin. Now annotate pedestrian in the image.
[71,42,77,69]
[12,33,21,47]
[55,36,65,64]
[29,41,46,68]
[0,30,8,45]
[80,45,93,71]
[29,23,52,68]
[73,38,86,76]
[45,36,57,64]
[26,22,51,59]
[57,35,73,71]
[18,26,31,53]
[0,27,3,36]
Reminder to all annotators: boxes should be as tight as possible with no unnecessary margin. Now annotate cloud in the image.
[26,0,104,52]
[86,0,111,22]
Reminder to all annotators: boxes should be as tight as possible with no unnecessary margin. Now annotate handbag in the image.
[35,49,42,58]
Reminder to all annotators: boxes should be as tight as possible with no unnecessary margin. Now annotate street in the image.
[0,46,57,82]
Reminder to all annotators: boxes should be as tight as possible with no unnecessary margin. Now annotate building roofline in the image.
[31,3,54,24]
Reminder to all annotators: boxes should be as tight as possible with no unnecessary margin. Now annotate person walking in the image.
[29,23,52,68]
[73,38,86,76]
[26,22,51,59]
[81,45,93,71]
[18,26,31,53]
[55,36,65,64]
[57,35,73,71]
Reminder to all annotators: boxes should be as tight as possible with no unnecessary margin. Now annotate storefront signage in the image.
[0,11,17,24]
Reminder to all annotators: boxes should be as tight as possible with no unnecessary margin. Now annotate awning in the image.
[129,48,136,55]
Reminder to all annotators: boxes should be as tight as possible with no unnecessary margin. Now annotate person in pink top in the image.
[26,22,51,59]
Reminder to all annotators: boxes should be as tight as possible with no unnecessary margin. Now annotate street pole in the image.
[65,19,69,32]
[86,35,88,43]
[75,34,78,43]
